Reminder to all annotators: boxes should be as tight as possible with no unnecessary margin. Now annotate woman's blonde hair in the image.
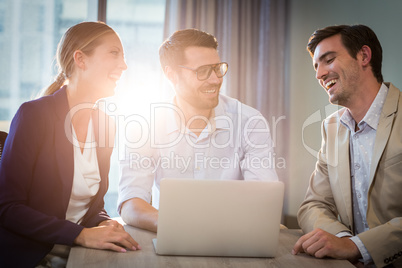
[41,21,116,96]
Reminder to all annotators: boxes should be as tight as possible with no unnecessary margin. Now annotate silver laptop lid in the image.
[155,179,284,257]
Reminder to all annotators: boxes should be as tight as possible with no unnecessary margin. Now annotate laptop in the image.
[153,178,284,257]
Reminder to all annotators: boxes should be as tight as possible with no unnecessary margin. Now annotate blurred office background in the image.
[1,0,401,228]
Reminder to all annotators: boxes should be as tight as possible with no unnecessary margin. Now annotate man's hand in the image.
[74,221,141,252]
[292,228,361,263]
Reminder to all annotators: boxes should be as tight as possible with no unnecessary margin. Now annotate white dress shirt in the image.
[66,119,101,224]
[339,83,389,266]
[118,94,279,210]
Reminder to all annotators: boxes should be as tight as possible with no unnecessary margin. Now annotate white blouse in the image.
[66,118,101,224]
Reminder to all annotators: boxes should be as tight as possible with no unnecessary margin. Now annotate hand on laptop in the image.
[74,220,141,252]
[292,228,361,262]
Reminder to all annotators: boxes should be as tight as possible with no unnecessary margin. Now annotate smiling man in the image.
[118,29,278,233]
[292,25,402,267]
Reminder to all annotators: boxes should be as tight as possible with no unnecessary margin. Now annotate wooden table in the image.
[67,225,354,268]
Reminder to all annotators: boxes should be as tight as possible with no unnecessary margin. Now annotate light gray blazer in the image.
[298,83,402,267]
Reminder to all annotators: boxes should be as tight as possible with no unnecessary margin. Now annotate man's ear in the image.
[165,65,178,84]
[360,45,372,68]
[73,50,86,70]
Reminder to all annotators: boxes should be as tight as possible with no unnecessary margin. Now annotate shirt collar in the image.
[340,108,355,132]
[165,95,231,135]
[362,83,388,130]
[165,97,182,135]
[213,99,231,130]
[340,83,389,131]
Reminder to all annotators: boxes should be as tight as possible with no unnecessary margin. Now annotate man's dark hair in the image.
[307,24,383,83]
[159,28,218,72]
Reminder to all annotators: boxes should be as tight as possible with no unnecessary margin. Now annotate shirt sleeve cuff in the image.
[336,231,352,238]
[349,236,373,265]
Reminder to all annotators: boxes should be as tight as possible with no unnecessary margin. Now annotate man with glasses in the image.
[118,29,278,232]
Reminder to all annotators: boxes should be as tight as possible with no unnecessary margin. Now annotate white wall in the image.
[286,0,402,227]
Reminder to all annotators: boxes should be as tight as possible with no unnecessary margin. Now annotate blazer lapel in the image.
[327,111,354,229]
[336,122,354,229]
[369,83,399,186]
[91,106,115,194]
[52,87,74,212]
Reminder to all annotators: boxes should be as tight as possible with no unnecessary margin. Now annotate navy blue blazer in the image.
[0,87,114,267]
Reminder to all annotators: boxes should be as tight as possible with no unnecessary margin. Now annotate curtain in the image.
[163,0,289,185]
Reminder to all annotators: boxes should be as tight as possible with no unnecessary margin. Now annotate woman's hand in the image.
[74,220,141,252]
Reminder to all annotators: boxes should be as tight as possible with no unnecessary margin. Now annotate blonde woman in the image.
[0,21,140,267]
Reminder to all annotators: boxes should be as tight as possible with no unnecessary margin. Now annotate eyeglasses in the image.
[178,62,229,81]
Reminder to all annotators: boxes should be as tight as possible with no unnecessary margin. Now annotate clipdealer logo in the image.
[301,103,341,167]
[129,151,285,173]
[64,99,287,169]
